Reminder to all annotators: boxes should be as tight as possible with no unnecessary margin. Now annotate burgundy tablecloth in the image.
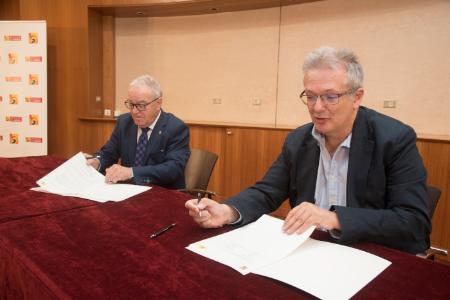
[1,185,450,299]
[1,157,450,299]
[0,155,94,224]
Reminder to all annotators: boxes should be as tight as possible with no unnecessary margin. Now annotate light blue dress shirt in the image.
[311,127,352,210]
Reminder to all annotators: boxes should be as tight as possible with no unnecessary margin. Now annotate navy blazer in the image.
[96,110,190,189]
[226,106,431,254]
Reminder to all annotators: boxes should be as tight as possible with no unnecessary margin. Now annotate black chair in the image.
[179,148,218,198]
[418,185,448,260]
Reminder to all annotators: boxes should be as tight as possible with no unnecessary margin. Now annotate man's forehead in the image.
[128,86,153,98]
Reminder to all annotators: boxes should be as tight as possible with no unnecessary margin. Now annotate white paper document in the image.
[187,215,391,300]
[32,152,150,202]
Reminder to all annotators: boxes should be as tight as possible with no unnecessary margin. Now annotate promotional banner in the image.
[0,20,47,157]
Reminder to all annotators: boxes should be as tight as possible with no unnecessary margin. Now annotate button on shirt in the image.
[312,127,352,210]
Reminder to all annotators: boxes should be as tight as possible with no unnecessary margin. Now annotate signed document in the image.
[187,215,391,300]
[32,152,150,202]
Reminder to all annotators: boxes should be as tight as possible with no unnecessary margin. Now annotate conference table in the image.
[1,156,450,299]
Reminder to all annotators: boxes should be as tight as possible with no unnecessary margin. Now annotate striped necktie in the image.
[134,127,150,166]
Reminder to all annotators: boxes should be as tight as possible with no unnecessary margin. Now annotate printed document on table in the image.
[187,215,391,299]
[32,152,150,202]
[186,214,315,274]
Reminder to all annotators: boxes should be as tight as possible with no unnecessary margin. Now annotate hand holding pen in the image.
[83,153,101,170]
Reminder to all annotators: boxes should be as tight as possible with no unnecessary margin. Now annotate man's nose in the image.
[312,96,326,111]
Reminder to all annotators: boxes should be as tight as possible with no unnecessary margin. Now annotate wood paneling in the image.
[416,139,450,262]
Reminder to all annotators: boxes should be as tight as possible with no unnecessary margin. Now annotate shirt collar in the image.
[311,126,352,149]
[139,110,162,133]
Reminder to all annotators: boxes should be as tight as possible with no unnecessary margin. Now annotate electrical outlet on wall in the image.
[383,100,396,108]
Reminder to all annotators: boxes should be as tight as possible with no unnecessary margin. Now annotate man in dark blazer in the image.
[185,47,431,254]
[86,75,190,189]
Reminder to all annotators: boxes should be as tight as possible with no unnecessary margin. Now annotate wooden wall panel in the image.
[17,0,90,158]
[188,125,227,199]
[416,140,450,261]
[79,119,116,154]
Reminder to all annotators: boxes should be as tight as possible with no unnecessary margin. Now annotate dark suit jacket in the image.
[226,106,431,254]
[96,110,190,189]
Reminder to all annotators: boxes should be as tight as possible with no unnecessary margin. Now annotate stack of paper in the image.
[32,152,150,202]
[187,215,391,299]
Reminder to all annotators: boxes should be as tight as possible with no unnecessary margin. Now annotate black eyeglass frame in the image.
[124,96,161,111]
[299,89,354,106]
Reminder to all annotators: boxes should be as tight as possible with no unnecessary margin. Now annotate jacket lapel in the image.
[295,131,320,205]
[145,110,167,158]
[127,122,138,164]
[347,108,374,208]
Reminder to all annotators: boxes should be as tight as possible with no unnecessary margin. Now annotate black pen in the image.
[197,192,202,217]
[86,154,101,160]
[149,223,176,239]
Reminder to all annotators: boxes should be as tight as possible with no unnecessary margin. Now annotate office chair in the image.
[418,185,448,260]
[179,148,218,198]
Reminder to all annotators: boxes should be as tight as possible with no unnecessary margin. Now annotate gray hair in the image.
[129,75,163,98]
[302,46,364,91]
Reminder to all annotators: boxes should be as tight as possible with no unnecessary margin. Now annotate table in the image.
[1,156,450,299]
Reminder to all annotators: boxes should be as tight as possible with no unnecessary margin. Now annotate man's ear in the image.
[353,88,364,109]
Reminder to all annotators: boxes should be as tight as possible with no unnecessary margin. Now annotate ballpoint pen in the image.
[85,154,101,160]
[149,223,176,239]
[197,192,202,217]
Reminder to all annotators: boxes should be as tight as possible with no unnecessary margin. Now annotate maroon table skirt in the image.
[1,185,450,299]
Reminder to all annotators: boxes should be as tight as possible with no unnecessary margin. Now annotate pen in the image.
[197,192,202,217]
[149,223,176,239]
[86,155,101,160]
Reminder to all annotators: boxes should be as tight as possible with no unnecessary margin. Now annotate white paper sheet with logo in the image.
[187,215,391,300]
[32,152,150,202]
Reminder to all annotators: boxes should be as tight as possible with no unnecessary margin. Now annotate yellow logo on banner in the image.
[5,76,22,82]
[29,114,39,125]
[25,137,43,143]
[25,96,43,103]
[5,116,23,122]
[10,133,19,144]
[29,74,39,85]
[28,32,38,44]
[4,35,21,41]
[8,53,18,64]
[25,56,43,62]
[9,94,19,104]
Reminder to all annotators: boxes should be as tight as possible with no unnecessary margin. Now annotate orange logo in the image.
[26,137,43,143]
[9,94,19,104]
[10,133,19,144]
[29,114,39,125]
[8,53,18,64]
[29,74,39,85]
[28,32,38,44]
[5,116,23,122]
[25,56,42,62]
[25,96,43,103]
[5,76,22,82]
[4,35,21,41]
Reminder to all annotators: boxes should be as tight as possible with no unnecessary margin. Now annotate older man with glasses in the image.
[186,46,431,254]
[86,74,190,189]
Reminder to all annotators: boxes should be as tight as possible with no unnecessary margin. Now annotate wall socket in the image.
[95,96,101,102]
[383,100,396,108]
[252,98,262,106]
[212,98,222,104]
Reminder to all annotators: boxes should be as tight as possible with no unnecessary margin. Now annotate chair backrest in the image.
[184,149,218,190]
[427,185,441,219]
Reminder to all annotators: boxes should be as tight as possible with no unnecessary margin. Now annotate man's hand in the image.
[83,153,100,170]
[185,198,239,228]
[282,202,341,234]
[105,164,132,183]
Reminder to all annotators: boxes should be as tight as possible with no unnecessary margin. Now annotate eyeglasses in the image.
[299,90,353,106]
[124,96,161,112]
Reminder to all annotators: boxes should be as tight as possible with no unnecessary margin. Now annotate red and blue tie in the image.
[134,127,150,166]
